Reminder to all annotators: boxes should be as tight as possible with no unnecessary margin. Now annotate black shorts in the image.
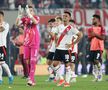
[47,52,55,60]
[0,46,6,62]
[89,50,102,62]
[53,49,77,63]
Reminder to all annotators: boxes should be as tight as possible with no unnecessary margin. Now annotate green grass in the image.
[0,75,108,90]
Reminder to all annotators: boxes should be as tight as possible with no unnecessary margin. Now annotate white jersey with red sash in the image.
[48,27,57,52]
[56,24,79,50]
[70,35,78,53]
[49,24,65,52]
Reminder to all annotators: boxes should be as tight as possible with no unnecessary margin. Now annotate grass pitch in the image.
[0,75,108,90]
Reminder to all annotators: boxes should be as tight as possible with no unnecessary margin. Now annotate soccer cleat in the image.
[57,79,65,86]
[9,76,14,84]
[27,80,36,86]
[71,74,77,78]
[22,76,28,79]
[45,77,55,82]
[82,75,88,78]
[0,80,3,85]
[53,79,57,83]
[92,78,98,82]
[27,80,32,86]
[92,74,102,82]
[97,75,102,81]
[70,78,76,83]
[64,82,70,87]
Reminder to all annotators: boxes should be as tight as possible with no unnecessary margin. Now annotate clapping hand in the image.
[25,5,33,18]
[17,5,24,19]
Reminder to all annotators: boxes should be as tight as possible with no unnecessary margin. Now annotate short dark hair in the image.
[48,18,55,23]
[0,11,4,16]
[93,14,100,20]
[64,11,71,17]
[69,19,75,24]
[28,5,33,8]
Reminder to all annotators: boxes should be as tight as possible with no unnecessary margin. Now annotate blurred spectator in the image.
[9,25,19,75]
[75,27,88,77]
[8,0,15,10]
[0,0,5,8]
[90,0,100,8]
[0,0,107,9]
[80,0,90,8]
[64,0,73,8]
[32,0,40,8]
[105,0,108,8]
[15,0,27,8]
[0,0,8,9]
[48,0,60,9]
[68,0,75,8]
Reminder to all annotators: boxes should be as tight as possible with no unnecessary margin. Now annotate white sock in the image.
[93,65,98,78]
[54,73,59,80]
[71,71,76,78]
[48,65,54,74]
[2,63,12,77]
[97,63,102,75]
[54,64,64,80]
[60,64,65,75]
[65,66,71,83]
[0,65,3,80]
[97,63,102,78]
[48,65,54,78]
[98,68,102,76]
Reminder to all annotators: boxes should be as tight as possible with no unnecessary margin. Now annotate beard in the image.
[92,22,97,25]
[63,19,67,22]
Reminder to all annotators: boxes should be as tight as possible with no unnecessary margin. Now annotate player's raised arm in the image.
[25,5,39,24]
[15,5,24,26]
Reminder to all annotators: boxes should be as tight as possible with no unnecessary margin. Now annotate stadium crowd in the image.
[0,0,108,9]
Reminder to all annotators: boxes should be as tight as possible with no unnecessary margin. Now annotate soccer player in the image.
[46,18,57,81]
[53,16,65,82]
[88,14,105,81]
[69,19,78,83]
[53,11,83,87]
[16,5,40,86]
[46,17,65,82]
[0,10,13,85]
[13,26,28,78]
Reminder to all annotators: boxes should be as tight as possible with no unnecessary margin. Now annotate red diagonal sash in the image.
[57,25,72,47]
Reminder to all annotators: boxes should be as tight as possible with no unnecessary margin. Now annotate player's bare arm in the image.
[25,5,38,24]
[0,24,4,32]
[94,33,105,40]
[73,31,83,44]
[65,36,75,49]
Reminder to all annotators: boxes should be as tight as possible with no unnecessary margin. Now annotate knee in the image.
[53,61,60,67]
[94,60,99,64]
[47,60,53,65]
